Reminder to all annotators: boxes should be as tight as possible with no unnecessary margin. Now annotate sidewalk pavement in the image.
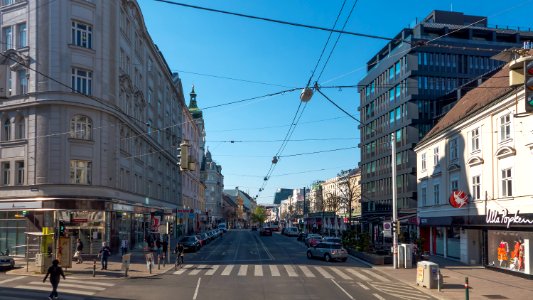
[365,255,532,300]
[7,251,175,280]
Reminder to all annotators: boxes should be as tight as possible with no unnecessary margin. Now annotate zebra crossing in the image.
[173,264,391,282]
[368,281,433,300]
[10,278,115,297]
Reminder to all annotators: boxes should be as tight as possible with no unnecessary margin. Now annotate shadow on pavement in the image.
[0,286,129,300]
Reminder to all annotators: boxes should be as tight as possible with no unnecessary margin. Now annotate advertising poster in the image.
[57,237,72,268]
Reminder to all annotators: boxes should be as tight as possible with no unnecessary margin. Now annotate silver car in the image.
[306,242,348,262]
[0,252,15,270]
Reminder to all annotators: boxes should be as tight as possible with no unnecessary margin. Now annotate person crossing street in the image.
[42,259,66,300]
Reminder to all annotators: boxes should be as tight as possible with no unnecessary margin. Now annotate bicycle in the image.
[174,253,184,270]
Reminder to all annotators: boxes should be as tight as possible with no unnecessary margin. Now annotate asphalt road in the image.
[0,230,438,300]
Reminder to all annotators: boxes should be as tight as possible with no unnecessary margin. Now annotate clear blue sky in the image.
[137,0,532,204]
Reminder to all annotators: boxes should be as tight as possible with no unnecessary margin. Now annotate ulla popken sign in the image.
[486,209,533,228]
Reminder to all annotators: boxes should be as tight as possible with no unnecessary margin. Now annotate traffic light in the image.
[58,221,65,237]
[168,222,174,236]
[525,59,533,113]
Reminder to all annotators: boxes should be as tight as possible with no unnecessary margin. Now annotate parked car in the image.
[196,233,208,246]
[251,225,258,231]
[218,223,227,233]
[307,242,348,262]
[179,236,201,252]
[322,237,342,245]
[0,251,15,270]
[284,227,299,237]
[305,234,322,247]
[259,227,272,236]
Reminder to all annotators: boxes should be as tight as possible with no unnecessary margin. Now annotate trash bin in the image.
[416,261,442,289]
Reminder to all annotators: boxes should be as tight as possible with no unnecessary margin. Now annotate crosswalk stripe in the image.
[357,282,370,290]
[221,265,234,276]
[238,265,248,276]
[298,265,315,277]
[269,265,280,277]
[373,293,386,300]
[14,285,95,296]
[174,264,193,275]
[329,267,351,280]
[189,264,206,275]
[28,281,105,291]
[205,265,219,275]
[284,265,298,277]
[314,266,333,279]
[254,265,263,276]
[0,276,24,285]
[58,279,115,287]
[361,269,390,282]
[375,287,430,298]
[345,268,370,281]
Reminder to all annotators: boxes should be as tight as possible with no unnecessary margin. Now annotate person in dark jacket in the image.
[98,242,111,270]
[75,238,83,264]
[43,259,66,300]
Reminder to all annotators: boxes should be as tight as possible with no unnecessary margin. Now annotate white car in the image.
[284,227,299,237]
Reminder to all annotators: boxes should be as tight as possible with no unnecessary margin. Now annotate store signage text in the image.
[486,209,533,228]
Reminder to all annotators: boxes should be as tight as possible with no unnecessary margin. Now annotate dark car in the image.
[180,236,201,252]
[251,225,258,231]
[0,251,15,270]
[196,233,208,246]
[259,227,272,236]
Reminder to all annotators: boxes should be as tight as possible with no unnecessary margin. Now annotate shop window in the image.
[446,227,461,259]
[487,230,532,274]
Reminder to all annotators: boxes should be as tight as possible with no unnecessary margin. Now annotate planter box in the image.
[348,248,392,265]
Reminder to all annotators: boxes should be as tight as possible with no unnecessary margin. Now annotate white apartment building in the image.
[415,61,533,276]
[0,0,189,255]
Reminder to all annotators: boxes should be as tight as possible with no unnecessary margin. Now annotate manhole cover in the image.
[483,295,509,299]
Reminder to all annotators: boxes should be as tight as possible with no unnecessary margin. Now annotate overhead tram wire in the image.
[154,0,403,43]
[174,69,296,89]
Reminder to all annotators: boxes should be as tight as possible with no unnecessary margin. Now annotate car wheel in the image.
[324,254,331,262]
[341,257,347,262]
[307,251,313,259]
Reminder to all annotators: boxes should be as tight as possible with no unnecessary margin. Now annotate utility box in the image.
[35,253,53,274]
[399,244,413,268]
[416,261,442,289]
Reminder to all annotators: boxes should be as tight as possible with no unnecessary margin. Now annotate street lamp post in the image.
[391,133,398,269]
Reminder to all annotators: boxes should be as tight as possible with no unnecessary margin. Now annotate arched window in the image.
[15,116,25,139]
[3,118,11,141]
[70,115,92,140]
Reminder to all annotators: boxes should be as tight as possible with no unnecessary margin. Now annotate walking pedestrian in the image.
[42,259,65,300]
[74,238,83,264]
[98,242,111,270]
[162,238,168,260]
[155,238,162,259]
[121,239,128,256]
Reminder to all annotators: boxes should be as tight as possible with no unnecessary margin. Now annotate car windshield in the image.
[330,244,342,249]
[182,237,196,242]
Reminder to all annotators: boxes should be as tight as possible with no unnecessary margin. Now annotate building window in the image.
[421,187,427,206]
[15,161,24,185]
[451,178,458,192]
[471,128,480,152]
[17,69,28,94]
[3,119,11,141]
[501,168,512,197]
[472,175,481,200]
[499,114,511,142]
[71,21,92,48]
[1,162,10,185]
[15,116,24,139]
[421,153,426,171]
[70,160,92,184]
[434,184,440,205]
[17,23,27,48]
[70,115,92,140]
[71,68,92,95]
[2,26,13,50]
[433,147,439,166]
[449,138,457,161]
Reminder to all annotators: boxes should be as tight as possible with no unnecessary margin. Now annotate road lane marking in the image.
[238,265,248,276]
[0,276,24,285]
[331,279,355,300]
[204,265,219,275]
[284,265,298,277]
[14,285,95,296]
[269,265,280,276]
[314,266,334,279]
[360,269,390,282]
[28,281,105,291]
[193,277,201,300]
[174,264,193,275]
[57,279,115,286]
[357,282,370,290]
[189,264,206,275]
[329,267,351,280]
[254,265,263,276]
[221,265,234,276]
[298,265,315,277]
[345,268,370,281]
[373,293,386,300]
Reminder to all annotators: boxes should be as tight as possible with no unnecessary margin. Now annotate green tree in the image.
[251,206,267,226]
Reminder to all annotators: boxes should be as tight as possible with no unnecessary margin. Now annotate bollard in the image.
[158,255,161,270]
[465,277,469,300]
[437,271,441,292]
[93,259,96,277]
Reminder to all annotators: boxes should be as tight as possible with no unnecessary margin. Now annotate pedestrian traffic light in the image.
[525,59,533,113]
[58,221,65,237]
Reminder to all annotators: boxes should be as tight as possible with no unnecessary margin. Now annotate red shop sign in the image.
[449,190,468,208]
